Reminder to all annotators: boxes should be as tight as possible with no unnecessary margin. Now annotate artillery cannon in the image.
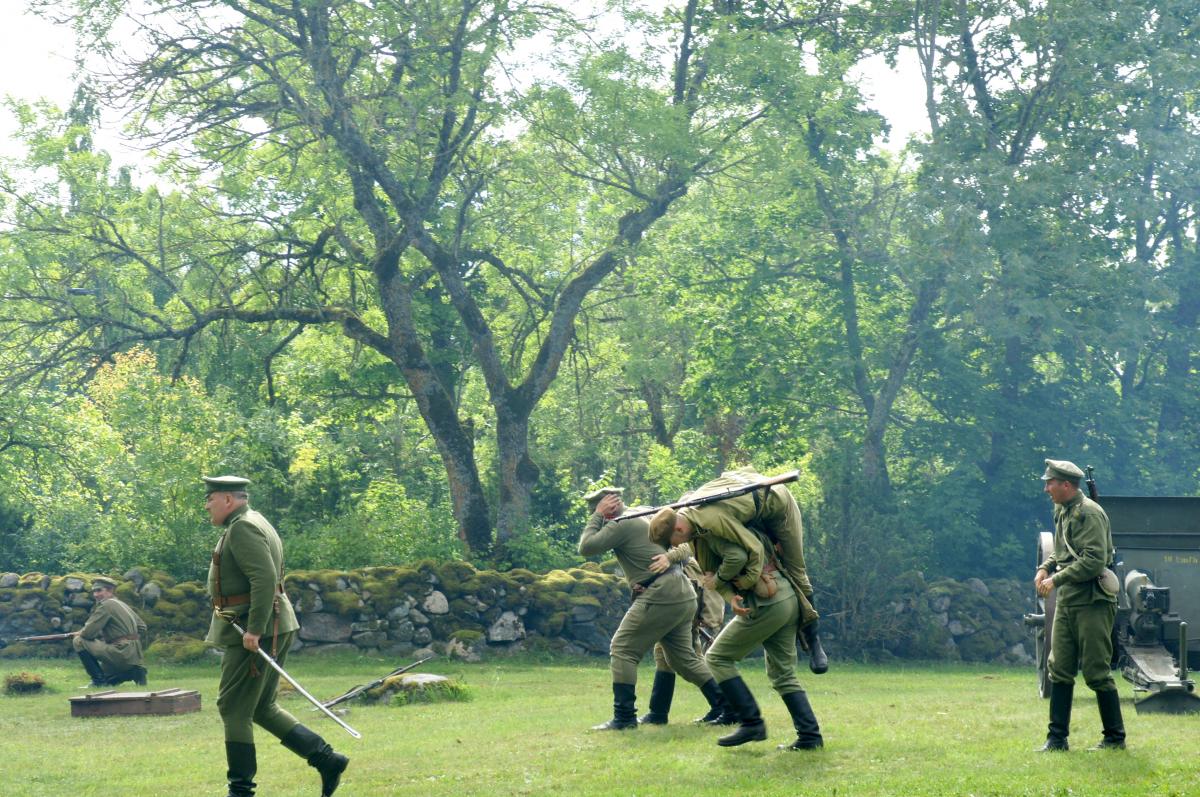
[1026,478,1200,714]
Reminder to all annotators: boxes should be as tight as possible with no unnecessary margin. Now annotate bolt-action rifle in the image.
[320,657,434,709]
[619,470,801,521]
[14,632,77,643]
[1085,465,1099,501]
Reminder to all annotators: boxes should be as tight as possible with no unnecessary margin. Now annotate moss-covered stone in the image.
[958,631,1004,662]
[436,561,477,592]
[321,590,364,615]
[17,573,49,589]
[148,634,213,664]
[540,570,577,593]
[541,611,567,635]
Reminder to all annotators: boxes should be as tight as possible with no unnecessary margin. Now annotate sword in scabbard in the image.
[227,619,362,739]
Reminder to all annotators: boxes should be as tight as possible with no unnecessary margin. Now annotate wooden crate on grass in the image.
[69,687,201,718]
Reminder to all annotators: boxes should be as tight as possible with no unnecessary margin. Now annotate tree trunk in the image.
[494,404,540,544]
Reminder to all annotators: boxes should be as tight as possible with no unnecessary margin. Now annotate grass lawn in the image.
[3,653,1199,796]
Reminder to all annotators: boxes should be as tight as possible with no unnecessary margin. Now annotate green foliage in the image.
[387,677,471,706]
[491,526,581,573]
[3,0,1200,589]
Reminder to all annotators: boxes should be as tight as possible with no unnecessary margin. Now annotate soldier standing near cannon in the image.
[1035,458,1126,751]
[73,576,148,688]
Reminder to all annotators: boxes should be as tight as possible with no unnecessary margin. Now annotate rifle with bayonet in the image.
[320,657,434,709]
[619,470,801,521]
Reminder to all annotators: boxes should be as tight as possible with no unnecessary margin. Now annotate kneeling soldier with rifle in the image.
[204,475,349,797]
[578,486,729,730]
[73,576,148,688]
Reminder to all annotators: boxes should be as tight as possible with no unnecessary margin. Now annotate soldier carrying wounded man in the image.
[648,467,826,750]
[578,486,731,730]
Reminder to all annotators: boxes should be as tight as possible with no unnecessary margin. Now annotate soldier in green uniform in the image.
[204,475,349,796]
[641,549,733,725]
[649,470,823,751]
[1035,459,1126,751]
[675,467,827,674]
[578,486,728,730]
[73,576,148,687]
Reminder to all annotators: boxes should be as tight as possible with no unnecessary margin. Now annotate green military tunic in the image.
[678,468,817,625]
[702,534,804,696]
[578,509,714,687]
[207,503,301,744]
[73,596,146,675]
[1040,492,1117,691]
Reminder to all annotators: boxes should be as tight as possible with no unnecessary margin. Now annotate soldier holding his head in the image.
[1035,459,1125,751]
[204,475,349,796]
[577,486,728,730]
[73,576,148,688]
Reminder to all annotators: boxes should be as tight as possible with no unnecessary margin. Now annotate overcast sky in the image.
[0,4,929,167]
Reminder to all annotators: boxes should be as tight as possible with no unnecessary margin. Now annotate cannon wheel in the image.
[1035,531,1056,698]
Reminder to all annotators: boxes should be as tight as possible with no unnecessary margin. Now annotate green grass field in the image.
[3,654,1198,796]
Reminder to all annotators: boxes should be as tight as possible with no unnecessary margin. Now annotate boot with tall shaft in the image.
[592,682,639,730]
[715,676,767,747]
[224,742,257,797]
[639,671,675,725]
[695,678,735,724]
[1089,689,1126,750]
[280,724,349,796]
[777,690,823,750]
[1039,680,1073,752]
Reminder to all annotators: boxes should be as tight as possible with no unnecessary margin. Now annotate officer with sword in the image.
[204,475,351,797]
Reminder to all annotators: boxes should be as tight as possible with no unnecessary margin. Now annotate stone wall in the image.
[0,565,1037,665]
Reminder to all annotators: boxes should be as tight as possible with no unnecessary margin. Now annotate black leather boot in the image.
[107,665,149,688]
[1089,689,1126,750]
[695,678,735,724]
[592,682,639,730]
[77,650,107,687]
[639,671,675,724]
[1039,680,1073,751]
[777,690,824,750]
[800,619,829,675]
[224,741,257,797]
[715,676,767,747]
[281,724,349,796]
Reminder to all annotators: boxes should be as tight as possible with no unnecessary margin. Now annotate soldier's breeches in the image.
[217,631,300,744]
[705,592,802,695]
[1049,600,1117,692]
[653,642,669,671]
[609,599,709,686]
[75,637,116,675]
